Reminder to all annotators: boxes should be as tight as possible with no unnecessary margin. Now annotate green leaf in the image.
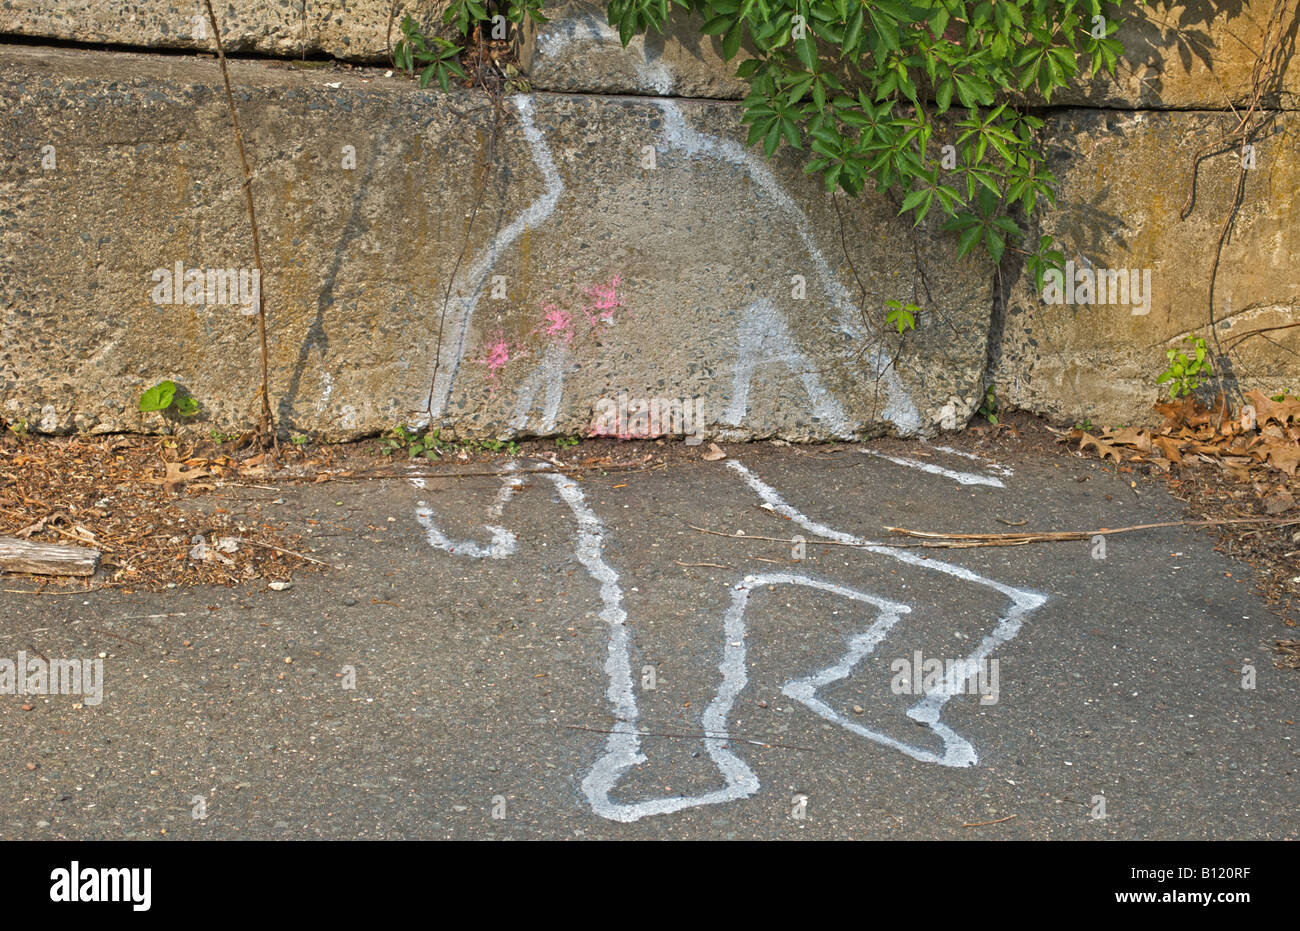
[722,19,744,60]
[843,7,863,56]
[701,14,733,35]
[935,77,953,111]
[796,31,817,71]
[139,381,177,413]
[984,227,1005,263]
[956,222,982,257]
[899,187,929,213]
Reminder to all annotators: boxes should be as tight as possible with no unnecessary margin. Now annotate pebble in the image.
[343,597,358,607]
[269,581,292,591]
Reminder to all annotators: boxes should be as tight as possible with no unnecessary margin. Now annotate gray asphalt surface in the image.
[2,436,1296,839]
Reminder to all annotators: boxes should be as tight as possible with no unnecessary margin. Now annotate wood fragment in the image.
[963,814,1017,828]
[884,516,1300,547]
[690,517,1300,551]
[0,535,100,576]
[238,537,334,567]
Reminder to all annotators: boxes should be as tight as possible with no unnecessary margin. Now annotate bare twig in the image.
[239,537,334,567]
[421,70,507,420]
[688,517,1300,551]
[88,627,146,648]
[884,516,1300,547]
[202,0,275,448]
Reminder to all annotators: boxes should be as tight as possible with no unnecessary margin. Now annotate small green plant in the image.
[555,435,580,448]
[4,417,28,438]
[1156,336,1214,399]
[884,299,920,334]
[978,385,998,425]
[474,438,520,455]
[381,425,446,458]
[605,0,1144,281]
[208,429,240,442]
[393,14,468,91]
[1073,418,1092,431]
[139,380,200,417]
[291,434,310,446]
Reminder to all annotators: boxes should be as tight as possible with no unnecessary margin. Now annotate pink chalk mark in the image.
[484,339,511,374]
[582,275,623,325]
[542,304,574,343]
[474,331,523,393]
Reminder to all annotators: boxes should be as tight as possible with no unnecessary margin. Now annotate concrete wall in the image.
[0,1,452,62]
[1,2,1297,438]
[995,108,1300,427]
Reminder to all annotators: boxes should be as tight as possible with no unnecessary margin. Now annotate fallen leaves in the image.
[0,434,314,591]
[1275,640,1300,670]
[1061,393,1300,490]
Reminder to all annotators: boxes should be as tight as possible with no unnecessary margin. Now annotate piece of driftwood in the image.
[0,536,100,577]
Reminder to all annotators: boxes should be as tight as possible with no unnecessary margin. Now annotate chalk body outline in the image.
[410,458,1046,821]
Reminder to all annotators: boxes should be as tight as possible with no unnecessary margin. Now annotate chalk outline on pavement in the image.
[410,458,1047,821]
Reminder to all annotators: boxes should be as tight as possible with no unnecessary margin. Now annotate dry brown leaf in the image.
[1245,390,1300,427]
[1152,436,1184,464]
[145,461,212,493]
[1263,489,1296,515]
[1261,441,1300,475]
[1078,432,1123,463]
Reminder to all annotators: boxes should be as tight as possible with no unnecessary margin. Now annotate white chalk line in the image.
[410,457,1048,820]
[423,95,565,424]
[928,443,1014,476]
[411,462,527,558]
[535,15,676,95]
[726,459,1046,769]
[723,299,852,439]
[654,99,921,435]
[858,442,1014,487]
[510,342,567,434]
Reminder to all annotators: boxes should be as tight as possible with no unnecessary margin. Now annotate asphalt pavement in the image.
[2,436,1296,839]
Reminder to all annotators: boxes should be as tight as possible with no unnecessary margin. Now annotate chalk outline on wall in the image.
[410,457,1046,821]
[417,89,922,438]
